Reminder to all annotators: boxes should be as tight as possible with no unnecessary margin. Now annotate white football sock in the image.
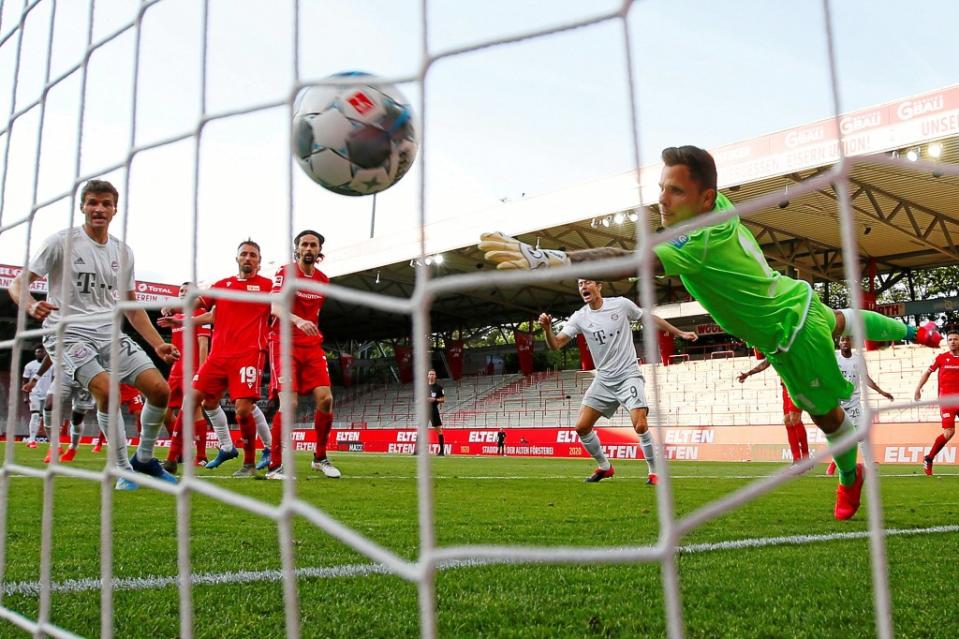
[69,421,82,449]
[639,430,656,473]
[203,406,235,451]
[136,402,166,462]
[28,413,40,442]
[579,430,610,470]
[98,410,132,470]
[252,404,271,448]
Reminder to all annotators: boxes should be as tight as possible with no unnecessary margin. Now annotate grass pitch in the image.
[0,445,955,638]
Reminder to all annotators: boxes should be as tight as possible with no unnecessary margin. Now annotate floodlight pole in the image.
[369,193,377,238]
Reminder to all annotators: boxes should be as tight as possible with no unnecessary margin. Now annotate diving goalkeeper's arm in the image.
[479,231,634,271]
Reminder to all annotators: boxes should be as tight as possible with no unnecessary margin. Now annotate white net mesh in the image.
[1,1,957,637]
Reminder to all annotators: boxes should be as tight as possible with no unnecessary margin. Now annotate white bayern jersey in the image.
[29,227,136,341]
[560,297,644,382]
[22,360,52,400]
[836,352,862,408]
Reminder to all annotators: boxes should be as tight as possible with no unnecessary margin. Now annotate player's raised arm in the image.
[539,312,570,351]
[652,314,698,341]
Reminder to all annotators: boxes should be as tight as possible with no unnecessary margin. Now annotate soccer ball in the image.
[292,71,418,197]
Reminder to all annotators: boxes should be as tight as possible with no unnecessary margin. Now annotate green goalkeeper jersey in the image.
[652,193,813,354]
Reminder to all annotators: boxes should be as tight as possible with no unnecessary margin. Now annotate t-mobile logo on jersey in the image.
[592,329,607,345]
[76,272,100,294]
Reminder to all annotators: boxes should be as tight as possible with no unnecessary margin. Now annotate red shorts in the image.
[119,385,144,413]
[268,341,331,398]
[782,384,800,415]
[193,352,264,401]
[124,394,144,414]
[941,406,959,429]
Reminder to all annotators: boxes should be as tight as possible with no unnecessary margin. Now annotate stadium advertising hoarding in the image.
[317,424,953,464]
[26,423,955,465]
[0,264,179,302]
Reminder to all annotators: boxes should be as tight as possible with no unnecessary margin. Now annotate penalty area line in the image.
[4,524,957,598]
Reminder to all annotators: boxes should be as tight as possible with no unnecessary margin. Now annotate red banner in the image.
[394,345,413,383]
[514,331,534,376]
[446,339,464,380]
[576,333,594,371]
[340,353,354,388]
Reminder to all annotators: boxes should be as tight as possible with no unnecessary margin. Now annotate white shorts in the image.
[46,375,96,414]
[582,374,648,419]
[46,334,154,390]
[28,396,43,412]
[841,401,863,429]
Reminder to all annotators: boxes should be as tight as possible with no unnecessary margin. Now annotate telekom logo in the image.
[347,91,375,115]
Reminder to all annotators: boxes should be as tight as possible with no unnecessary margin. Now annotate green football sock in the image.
[851,309,909,342]
[825,415,859,486]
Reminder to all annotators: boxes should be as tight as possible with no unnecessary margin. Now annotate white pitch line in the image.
[3,524,957,598]
[4,472,956,481]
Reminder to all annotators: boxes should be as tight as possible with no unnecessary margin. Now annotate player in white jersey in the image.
[24,340,116,463]
[21,346,52,448]
[8,179,180,490]
[540,279,697,484]
[826,335,894,475]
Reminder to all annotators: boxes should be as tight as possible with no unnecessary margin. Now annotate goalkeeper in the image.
[480,145,942,521]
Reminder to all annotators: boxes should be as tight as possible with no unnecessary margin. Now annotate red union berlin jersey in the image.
[269,263,328,347]
[930,351,959,396]
[169,308,212,377]
[202,274,272,357]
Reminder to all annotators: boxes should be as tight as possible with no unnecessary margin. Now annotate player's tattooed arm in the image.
[738,358,771,383]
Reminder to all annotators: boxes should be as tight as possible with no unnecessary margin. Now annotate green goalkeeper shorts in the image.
[765,297,854,416]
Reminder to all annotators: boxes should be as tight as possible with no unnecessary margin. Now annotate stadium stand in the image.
[331,344,939,430]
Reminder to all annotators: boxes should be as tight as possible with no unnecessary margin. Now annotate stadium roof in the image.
[319,85,959,341]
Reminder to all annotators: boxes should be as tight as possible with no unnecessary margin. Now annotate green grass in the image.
[0,446,955,638]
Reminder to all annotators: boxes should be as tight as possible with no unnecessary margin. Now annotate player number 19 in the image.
[239,366,258,384]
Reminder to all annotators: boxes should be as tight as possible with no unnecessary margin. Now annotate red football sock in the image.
[166,411,185,462]
[193,419,208,460]
[314,410,333,460]
[269,411,283,469]
[794,422,810,459]
[784,423,801,461]
[929,434,948,459]
[238,413,257,465]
